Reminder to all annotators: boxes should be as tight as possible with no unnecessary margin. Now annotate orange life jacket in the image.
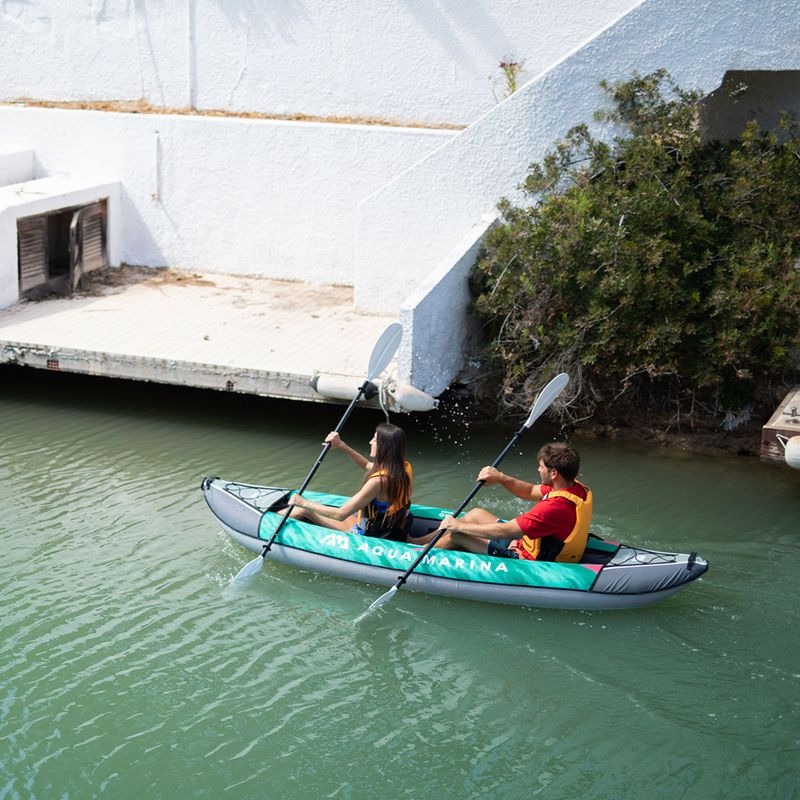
[517,481,593,563]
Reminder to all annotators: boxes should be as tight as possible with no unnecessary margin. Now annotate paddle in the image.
[359,372,569,616]
[229,322,403,584]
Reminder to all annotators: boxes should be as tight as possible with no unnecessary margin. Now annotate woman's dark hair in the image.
[537,442,580,482]
[368,423,410,509]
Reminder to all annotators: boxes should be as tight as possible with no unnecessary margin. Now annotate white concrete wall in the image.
[0,0,639,126]
[2,0,796,393]
[0,106,452,285]
[398,221,493,395]
[0,176,121,308]
[355,0,800,312]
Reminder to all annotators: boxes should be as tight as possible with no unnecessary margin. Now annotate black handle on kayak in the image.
[395,422,528,587]
[260,380,371,555]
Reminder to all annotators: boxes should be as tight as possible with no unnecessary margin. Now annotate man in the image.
[435,442,592,563]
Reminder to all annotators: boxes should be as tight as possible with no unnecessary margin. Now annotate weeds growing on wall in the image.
[472,70,800,427]
[490,57,525,101]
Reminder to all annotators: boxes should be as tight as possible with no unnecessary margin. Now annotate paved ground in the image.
[0,268,398,402]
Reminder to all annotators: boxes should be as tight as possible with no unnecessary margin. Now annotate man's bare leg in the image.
[419,508,497,550]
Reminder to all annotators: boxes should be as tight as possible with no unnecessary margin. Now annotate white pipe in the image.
[385,382,438,413]
[777,434,800,469]
[152,131,161,202]
[311,374,437,413]
[311,373,372,402]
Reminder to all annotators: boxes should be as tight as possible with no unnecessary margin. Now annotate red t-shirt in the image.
[514,483,588,544]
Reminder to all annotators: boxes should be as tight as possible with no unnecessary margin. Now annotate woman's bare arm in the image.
[325,432,373,472]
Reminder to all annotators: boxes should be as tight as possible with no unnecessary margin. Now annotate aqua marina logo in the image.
[317,532,509,573]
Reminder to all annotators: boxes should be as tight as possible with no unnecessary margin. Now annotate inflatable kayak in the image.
[202,478,709,610]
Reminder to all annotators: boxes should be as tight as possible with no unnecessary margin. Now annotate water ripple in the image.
[1,375,798,799]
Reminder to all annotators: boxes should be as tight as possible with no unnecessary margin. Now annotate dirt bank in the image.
[443,383,766,459]
[572,415,764,458]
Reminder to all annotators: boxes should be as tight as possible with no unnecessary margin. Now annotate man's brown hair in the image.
[537,442,580,482]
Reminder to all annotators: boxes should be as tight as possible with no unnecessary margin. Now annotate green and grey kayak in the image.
[202,478,708,610]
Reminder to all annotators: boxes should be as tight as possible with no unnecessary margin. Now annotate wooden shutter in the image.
[70,200,108,291]
[17,217,48,292]
[80,201,107,273]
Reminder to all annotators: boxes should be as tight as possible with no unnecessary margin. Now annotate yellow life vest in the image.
[356,461,413,534]
[519,481,593,563]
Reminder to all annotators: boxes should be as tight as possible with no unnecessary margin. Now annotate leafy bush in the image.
[472,70,800,426]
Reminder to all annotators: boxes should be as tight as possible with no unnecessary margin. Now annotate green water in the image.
[1,367,798,799]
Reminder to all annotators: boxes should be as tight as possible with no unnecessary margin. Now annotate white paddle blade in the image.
[229,554,265,585]
[367,323,403,381]
[524,372,569,429]
[356,585,398,622]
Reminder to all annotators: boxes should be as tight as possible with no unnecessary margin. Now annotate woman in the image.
[289,423,413,539]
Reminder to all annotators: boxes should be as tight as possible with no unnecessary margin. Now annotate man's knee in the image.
[461,507,495,524]
[435,531,453,549]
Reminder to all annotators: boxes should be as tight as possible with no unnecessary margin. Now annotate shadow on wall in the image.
[400,0,516,68]
[212,0,311,42]
[133,0,168,107]
[119,186,167,268]
[31,153,46,180]
[215,0,515,59]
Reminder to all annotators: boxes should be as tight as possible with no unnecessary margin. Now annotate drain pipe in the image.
[776,434,800,469]
[311,374,437,413]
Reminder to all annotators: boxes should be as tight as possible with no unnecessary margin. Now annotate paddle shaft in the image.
[394,421,529,587]
[261,380,371,554]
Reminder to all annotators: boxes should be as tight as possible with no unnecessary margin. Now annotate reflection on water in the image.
[0,367,798,799]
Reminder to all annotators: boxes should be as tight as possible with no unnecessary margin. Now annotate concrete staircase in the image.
[359,0,798,395]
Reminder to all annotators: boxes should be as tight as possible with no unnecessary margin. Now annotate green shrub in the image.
[472,70,800,425]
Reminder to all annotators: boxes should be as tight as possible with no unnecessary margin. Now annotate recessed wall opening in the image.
[17,199,108,297]
[47,209,73,279]
[699,70,800,143]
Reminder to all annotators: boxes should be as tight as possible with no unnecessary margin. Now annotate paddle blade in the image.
[367,323,403,381]
[356,585,398,622]
[524,372,569,429]
[229,553,265,585]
